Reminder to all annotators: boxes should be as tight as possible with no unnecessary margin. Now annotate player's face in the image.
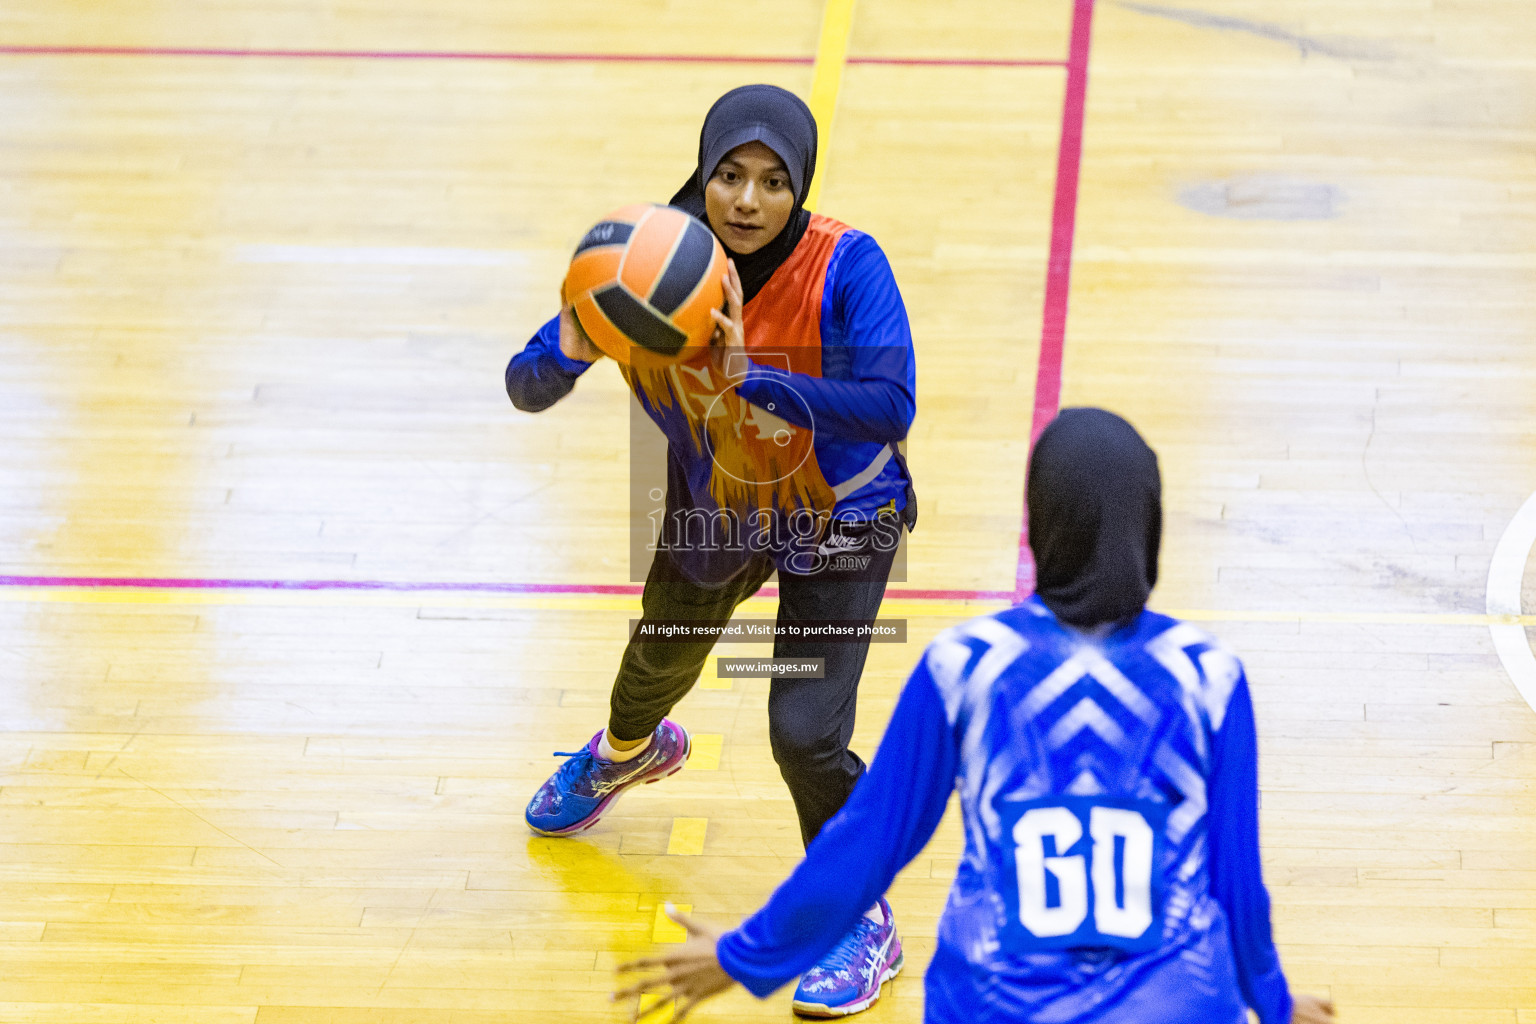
[704,141,796,254]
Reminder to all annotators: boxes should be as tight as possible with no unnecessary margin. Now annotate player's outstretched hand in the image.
[1291,993,1336,1023]
[558,305,603,362]
[613,904,735,1022]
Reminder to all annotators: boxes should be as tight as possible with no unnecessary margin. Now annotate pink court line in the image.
[0,44,1065,69]
[0,15,1089,608]
[0,575,1013,603]
[1015,0,1096,599]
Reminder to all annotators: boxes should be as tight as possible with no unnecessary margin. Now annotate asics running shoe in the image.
[524,719,691,836]
[791,897,903,1017]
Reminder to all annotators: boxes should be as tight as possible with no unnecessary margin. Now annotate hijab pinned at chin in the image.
[1027,408,1163,629]
[670,84,817,303]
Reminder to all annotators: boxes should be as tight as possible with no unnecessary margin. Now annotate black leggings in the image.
[608,522,899,847]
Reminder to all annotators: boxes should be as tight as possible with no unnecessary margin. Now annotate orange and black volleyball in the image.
[561,203,727,366]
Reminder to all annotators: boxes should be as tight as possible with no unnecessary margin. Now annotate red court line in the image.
[0,575,1013,603]
[855,56,1064,68]
[1016,0,1096,599]
[0,17,1087,607]
[0,44,1064,68]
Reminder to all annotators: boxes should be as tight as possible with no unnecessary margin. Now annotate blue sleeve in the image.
[734,234,915,444]
[1208,676,1293,1024]
[716,660,956,997]
[504,314,594,412]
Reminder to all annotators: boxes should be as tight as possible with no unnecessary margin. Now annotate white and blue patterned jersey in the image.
[717,598,1293,1024]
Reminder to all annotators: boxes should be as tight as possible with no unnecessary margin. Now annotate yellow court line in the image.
[666,817,709,856]
[1167,609,1536,628]
[685,734,723,771]
[804,0,857,212]
[651,902,693,943]
[1,585,1532,627]
[698,661,734,690]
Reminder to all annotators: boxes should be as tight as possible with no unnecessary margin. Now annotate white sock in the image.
[864,902,885,925]
[597,732,651,763]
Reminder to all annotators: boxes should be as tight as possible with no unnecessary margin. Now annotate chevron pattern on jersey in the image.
[922,601,1270,1022]
[926,604,1248,957]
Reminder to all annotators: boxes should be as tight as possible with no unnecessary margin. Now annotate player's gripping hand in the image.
[1292,993,1337,1023]
[707,259,745,378]
[558,305,604,362]
[613,904,734,1022]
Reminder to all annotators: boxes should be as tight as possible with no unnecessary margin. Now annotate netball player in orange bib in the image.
[505,85,917,1016]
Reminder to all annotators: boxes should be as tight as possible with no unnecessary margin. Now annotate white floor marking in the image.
[1486,489,1536,716]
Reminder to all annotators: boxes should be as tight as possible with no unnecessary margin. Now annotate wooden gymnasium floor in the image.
[1,1,1534,1021]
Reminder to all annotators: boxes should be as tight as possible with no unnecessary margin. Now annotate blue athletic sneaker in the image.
[524,720,691,836]
[792,897,903,1017]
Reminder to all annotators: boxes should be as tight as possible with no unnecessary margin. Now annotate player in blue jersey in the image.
[506,85,917,1015]
[614,408,1336,1024]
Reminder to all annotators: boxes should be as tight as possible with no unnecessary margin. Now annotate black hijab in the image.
[1027,408,1162,628]
[670,84,817,303]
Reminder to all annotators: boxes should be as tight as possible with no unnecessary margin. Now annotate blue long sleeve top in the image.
[717,600,1294,1024]
[504,330,591,413]
[729,233,915,447]
[505,228,915,525]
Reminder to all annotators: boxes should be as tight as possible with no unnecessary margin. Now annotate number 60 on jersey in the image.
[999,796,1170,953]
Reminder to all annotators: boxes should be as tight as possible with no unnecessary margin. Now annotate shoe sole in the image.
[792,950,904,1018]
[527,727,693,837]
